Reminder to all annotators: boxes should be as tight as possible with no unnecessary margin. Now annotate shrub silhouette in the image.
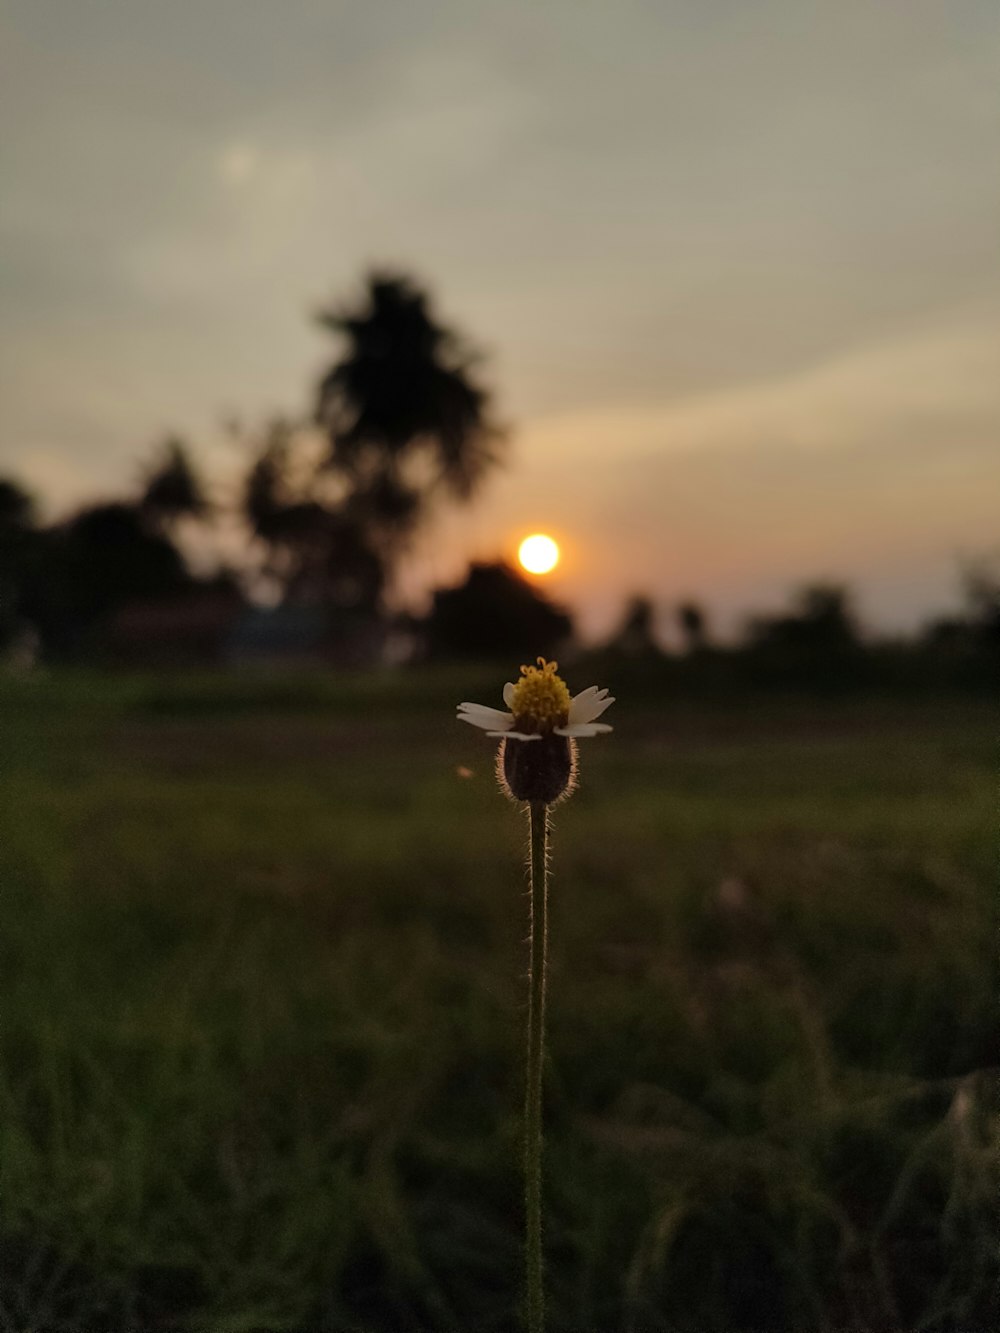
[425,562,572,660]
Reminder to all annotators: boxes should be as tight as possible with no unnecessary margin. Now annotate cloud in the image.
[515,304,1000,465]
[219,144,259,186]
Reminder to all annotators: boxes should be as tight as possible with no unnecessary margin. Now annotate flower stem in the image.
[525,799,549,1333]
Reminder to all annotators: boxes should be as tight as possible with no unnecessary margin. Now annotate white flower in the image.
[458,658,614,742]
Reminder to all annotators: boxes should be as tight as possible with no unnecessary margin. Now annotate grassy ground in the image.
[0,667,996,1332]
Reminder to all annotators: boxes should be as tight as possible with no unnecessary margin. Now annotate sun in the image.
[518,533,560,575]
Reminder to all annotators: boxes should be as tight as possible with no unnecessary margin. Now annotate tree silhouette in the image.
[23,502,190,660]
[677,600,709,653]
[0,478,39,650]
[609,594,662,656]
[744,583,862,687]
[0,478,36,533]
[140,438,208,529]
[239,273,505,622]
[243,419,384,612]
[424,562,572,660]
[315,271,504,564]
[959,559,1000,646]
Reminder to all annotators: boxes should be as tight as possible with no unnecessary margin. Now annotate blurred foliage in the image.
[244,418,386,615]
[237,271,506,619]
[139,438,209,527]
[0,672,995,1331]
[676,600,709,654]
[0,269,505,661]
[0,478,39,651]
[316,271,504,508]
[424,562,572,661]
[20,501,193,662]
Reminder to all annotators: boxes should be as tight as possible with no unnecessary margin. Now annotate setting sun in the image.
[518,533,560,575]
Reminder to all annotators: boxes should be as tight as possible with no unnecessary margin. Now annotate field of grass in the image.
[0,666,995,1332]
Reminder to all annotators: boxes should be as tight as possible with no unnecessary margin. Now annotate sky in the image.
[2,0,998,638]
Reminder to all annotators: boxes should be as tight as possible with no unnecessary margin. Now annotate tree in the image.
[139,438,208,529]
[959,558,1000,646]
[424,562,572,660]
[0,477,36,534]
[921,558,1000,672]
[242,419,384,613]
[677,600,709,653]
[608,595,662,656]
[742,583,865,689]
[747,584,860,655]
[23,502,190,660]
[0,478,39,650]
[239,273,505,623]
[315,271,504,576]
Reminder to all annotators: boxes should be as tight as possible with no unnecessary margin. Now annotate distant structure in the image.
[105,581,245,668]
[225,604,386,669]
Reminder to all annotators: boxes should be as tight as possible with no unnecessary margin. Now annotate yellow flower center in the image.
[510,657,571,734]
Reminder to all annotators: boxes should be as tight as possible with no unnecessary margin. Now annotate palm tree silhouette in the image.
[315,271,504,561]
[240,271,504,623]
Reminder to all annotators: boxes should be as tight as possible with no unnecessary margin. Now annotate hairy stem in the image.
[525,800,549,1333]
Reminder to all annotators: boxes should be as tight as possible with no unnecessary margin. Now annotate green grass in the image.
[0,669,996,1331]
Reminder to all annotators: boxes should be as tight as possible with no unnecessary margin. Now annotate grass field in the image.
[0,667,995,1332]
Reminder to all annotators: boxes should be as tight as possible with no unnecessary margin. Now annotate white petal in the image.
[567,685,605,723]
[458,714,505,732]
[583,696,615,721]
[503,682,517,708]
[458,702,512,721]
[461,698,512,719]
[556,722,613,738]
[570,685,600,705]
[457,703,514,731]
[494,730,542,741]
[568,686,615,725]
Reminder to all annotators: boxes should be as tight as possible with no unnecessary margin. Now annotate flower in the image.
[458,658,614,742]
[459,658,613,805]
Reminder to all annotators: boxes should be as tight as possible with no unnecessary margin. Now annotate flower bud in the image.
[499,734,577,806]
